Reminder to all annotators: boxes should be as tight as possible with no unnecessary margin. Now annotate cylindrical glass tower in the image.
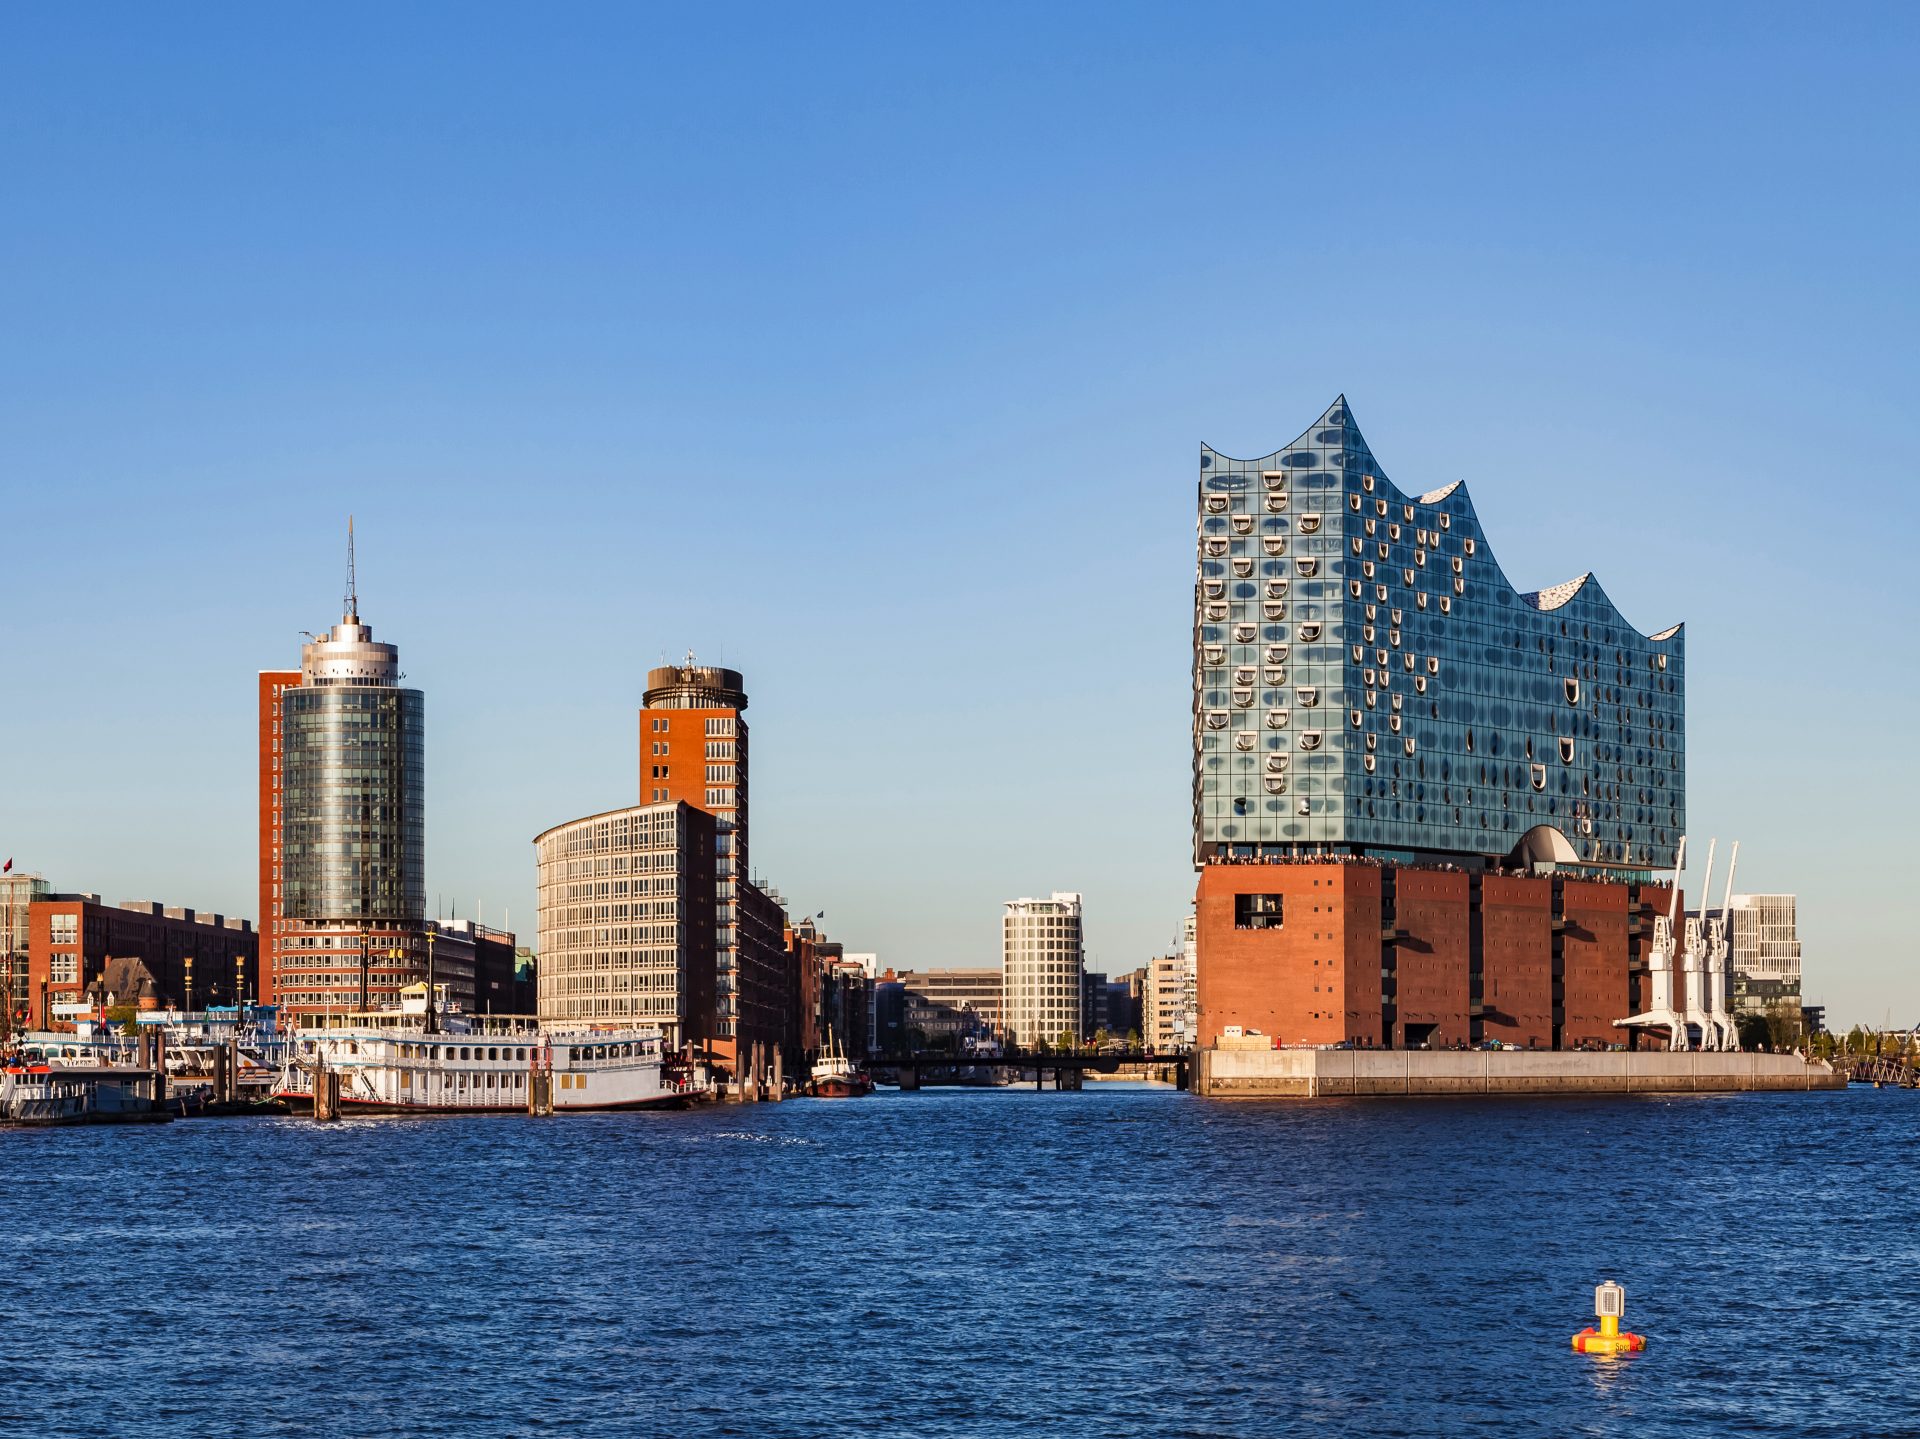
[282,615,425,925]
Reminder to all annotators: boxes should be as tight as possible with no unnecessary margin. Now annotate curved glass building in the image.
[282,614,424,924]
[1194,397,1684,869]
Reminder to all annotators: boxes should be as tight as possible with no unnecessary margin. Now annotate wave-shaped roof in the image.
[1205,396,1681,646]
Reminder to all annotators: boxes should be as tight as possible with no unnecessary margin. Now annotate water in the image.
[2,1084,1913,1438]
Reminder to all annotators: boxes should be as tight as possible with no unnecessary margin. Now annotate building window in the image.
[1234,894,1284,930]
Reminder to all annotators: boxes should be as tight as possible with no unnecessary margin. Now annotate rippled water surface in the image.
[2,1084,1914,1438]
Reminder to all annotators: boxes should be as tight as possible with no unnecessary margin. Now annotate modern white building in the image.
[1002,892,1083,1047]
[1144,914,1198,1052]
[533,801,717,1048]
[1730,893,1802,1016]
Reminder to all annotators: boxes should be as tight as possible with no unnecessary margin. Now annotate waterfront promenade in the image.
[2,1084,1913,1439]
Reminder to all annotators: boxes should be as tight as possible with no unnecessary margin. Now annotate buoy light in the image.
[1571,1280,1646,1356]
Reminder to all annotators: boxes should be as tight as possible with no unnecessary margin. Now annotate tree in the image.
[1736,1012,1772,1052]
[1056,1029,1077,1054]
[1127,1027,1141,1049]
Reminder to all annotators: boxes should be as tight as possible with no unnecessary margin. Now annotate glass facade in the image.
[1194,397,1685,868]
[282,686,425,922]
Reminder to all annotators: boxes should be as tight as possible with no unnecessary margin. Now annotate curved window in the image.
[1232,558,1254,578]
[1204,538,1227,557]
[1205,712,1229,731]
[1234,623,1258,643]
[1263,471,1285,490]
[1203,645,1225,665]
[1234,732,1255,752]
[1205,496,1228,514]
[1265,709,1290,729]
[1299,731,1322,751]
[1530,764,1547,791]
[1203,579,1225,599]
[1565,677,1581,704]
[1267,495,1289,513]
[1265,644,1289,664]
[1297,623,1321,642]
[1298,514,1321,535]
[1295,558,1318,578]
[1265,755,1289,773]
[1263,777,1287,795]
[1559,738,1576,764]
[1263,538,1287,556]
[1231,515,1253,535]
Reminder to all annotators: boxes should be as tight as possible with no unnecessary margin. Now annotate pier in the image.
[1195,1047,1846,1098]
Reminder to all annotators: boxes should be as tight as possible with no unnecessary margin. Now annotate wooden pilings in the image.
[310,1061,341,1121]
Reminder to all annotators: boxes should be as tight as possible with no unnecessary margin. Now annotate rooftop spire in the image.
[345,515,358,623]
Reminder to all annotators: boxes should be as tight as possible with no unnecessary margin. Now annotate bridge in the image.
[1834,1055,1920,1089]
[873,1050,1190,1091]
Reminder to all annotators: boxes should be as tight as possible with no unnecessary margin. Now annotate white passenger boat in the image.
[273,987,706,1114]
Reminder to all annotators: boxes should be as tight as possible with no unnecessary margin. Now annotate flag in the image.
[2,858,10,873]
[816,911,824,919]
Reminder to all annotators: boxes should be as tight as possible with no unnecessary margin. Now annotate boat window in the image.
[1297,624,1320,642]
[1263,538,1287,556]
[1264,776,1287,794]
[1231,515,1253,535]
[1298,514,1321,534]
[1234,732,1255,751]
[1205,495,1228,513]
[1348,494,1362,511]
[1232,558,1254,577]
[1267,494,1289,513]
[1263,602,1285,621]
[1299,731,1322,751]
[1263,470,1285,489]
[1265,709,1289,729]
[1233,623,1258,642]
[1265,645,1289,664]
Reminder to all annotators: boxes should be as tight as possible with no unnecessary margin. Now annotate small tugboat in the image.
[806,1027,873,1098]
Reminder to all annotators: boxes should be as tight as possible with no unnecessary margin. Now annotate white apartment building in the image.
[1730,893,1803,1014]
[1002,892,1083,1047]
[1144,915,1198,1053]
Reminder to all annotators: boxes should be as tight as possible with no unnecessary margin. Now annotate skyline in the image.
[4,4,1916,1023]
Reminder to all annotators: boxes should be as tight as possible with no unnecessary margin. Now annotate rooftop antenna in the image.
[344,515,359,623]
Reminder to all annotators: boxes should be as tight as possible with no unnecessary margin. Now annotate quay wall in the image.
[1195,1049,1844,1099]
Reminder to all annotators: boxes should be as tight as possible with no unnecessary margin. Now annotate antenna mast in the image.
[345,515,359,622]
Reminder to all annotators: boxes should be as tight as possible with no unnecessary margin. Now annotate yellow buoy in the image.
[1571,1280,1646,1356]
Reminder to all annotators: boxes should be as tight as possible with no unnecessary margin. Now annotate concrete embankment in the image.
[1195,1048,1845,1099]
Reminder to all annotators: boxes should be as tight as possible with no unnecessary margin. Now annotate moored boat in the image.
[806,1028,873,1098]
[272,985,707,1115]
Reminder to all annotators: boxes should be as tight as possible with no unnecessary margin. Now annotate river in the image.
[1,1083,1912,1438]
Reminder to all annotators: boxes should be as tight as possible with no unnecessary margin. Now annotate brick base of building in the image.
[1195,861,1682,1052]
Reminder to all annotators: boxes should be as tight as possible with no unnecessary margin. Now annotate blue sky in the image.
[2,3,1914,1024]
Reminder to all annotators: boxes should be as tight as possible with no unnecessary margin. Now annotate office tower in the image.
[259,533,426,1023]
[639,659,748,865]
[534,802,717,1048]
[1002,892,1084,1047]
[635,658,782,1077]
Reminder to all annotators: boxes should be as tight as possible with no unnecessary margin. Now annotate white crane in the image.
[1681,839,1717,1050]
[1616,837,1689,1050]
[1704,841,1742,1051]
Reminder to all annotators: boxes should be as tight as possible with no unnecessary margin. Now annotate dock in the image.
[1194,1048,1846,1098]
